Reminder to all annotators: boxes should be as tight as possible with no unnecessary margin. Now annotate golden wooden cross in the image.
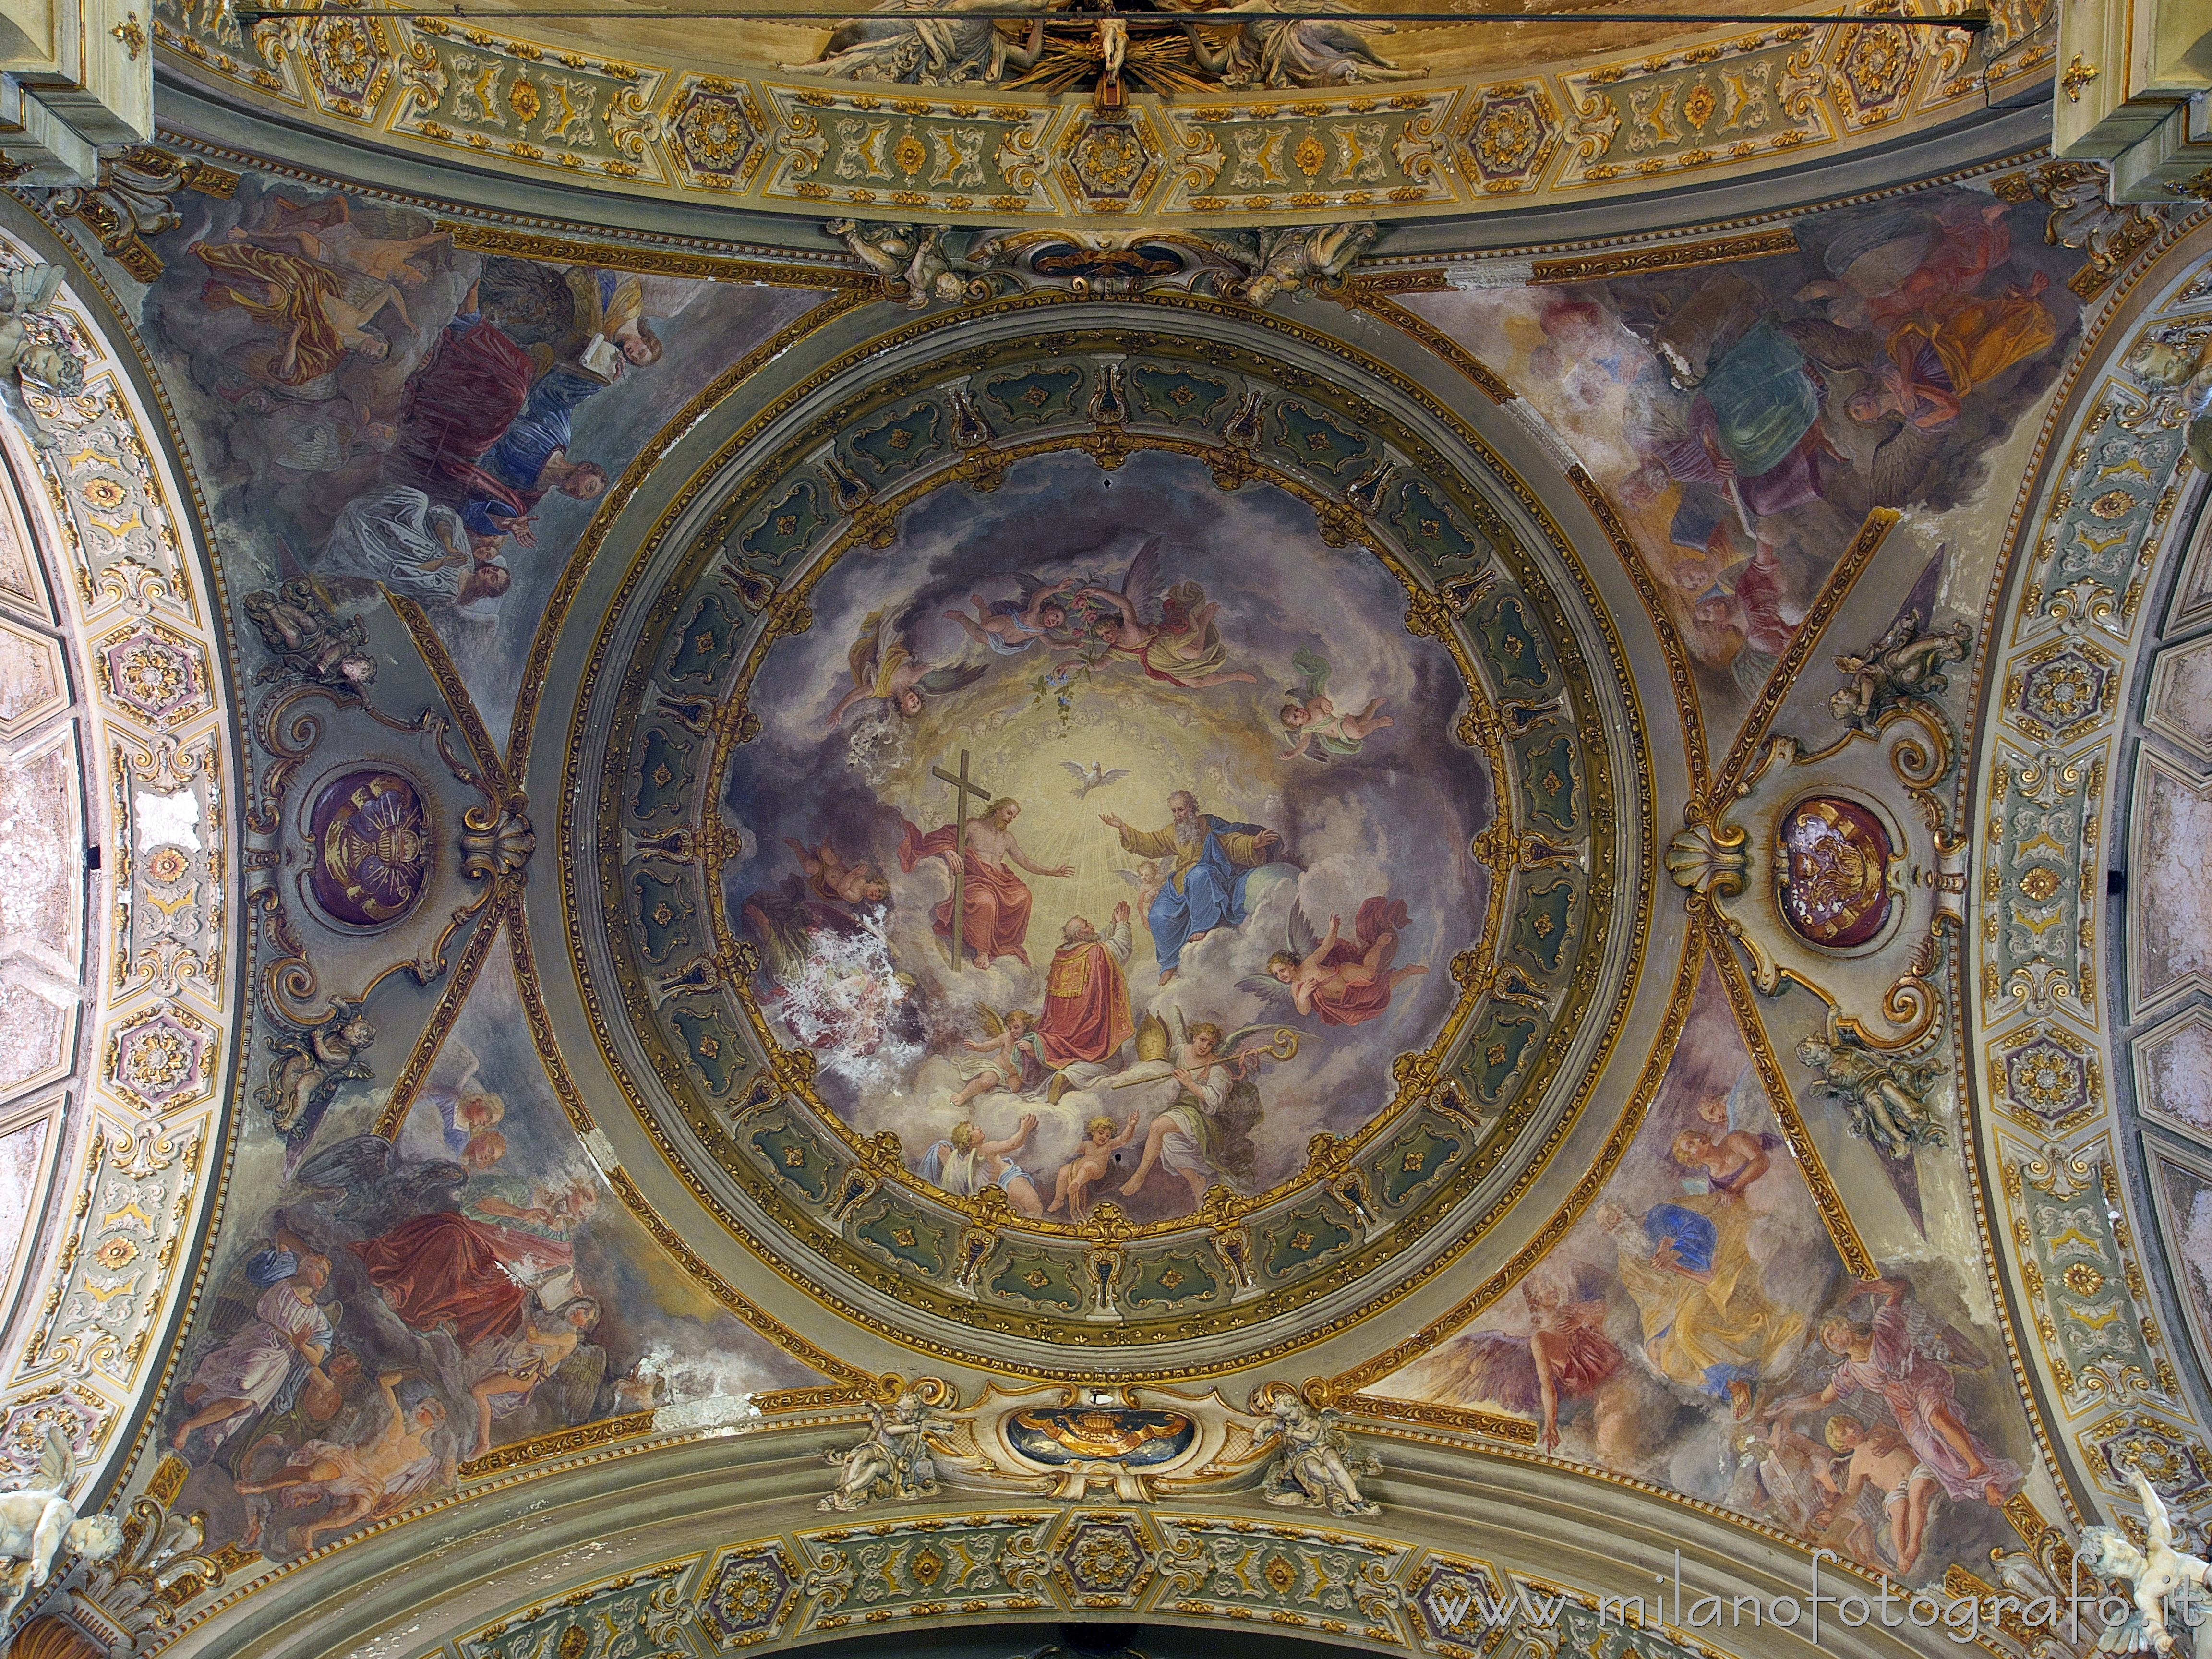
[932,748,994,969]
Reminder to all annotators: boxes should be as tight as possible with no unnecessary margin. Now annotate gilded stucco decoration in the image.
[143,3,2052,230]
[0,220,240,1610]
[570,311,1642,1367]
[1961,201,2212,1561]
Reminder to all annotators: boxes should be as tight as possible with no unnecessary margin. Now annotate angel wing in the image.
[439,1038,483,1099]
[292,1133,398,1194]
[1449,1331,1542,1417]
[2131,1465,2176,1555]
[915,658,988,696]
[1775,315,1882,373]
[1235,973,1302,1021]
[976,1004,1007,1037]
[1288,646,1330,702]
[1114,536,1165,614]
[1015,571,1069,607]
[33,1422,73,1492]
[1866,418,1946,509]
[1285,896,1321,961]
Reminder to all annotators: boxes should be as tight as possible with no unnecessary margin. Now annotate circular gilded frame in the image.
[557,294,1656,1377]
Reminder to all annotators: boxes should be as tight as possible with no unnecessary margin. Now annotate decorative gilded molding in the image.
[1967,226,2212,1537]
[144,4,2051,232]
[1528,226,1799,285]
[548,289,1658,1381]
[0,223,238,1517]
[438,220,871,290]
[44,148,240,283]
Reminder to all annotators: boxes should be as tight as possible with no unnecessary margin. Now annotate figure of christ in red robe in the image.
[1036,907,1137,1067]
[349,1194,576,1349]
[897,797,1072,968]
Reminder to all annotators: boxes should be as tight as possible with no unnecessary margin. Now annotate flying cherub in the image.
[1048,1112,1140,1218]
[1115,860,1168,915]
[944,575,1082,655]
[1075,536,1257,691]
[1279,646,1394,760]
[1239,894,1427,1028]
[950,1005,1052,1106]
[785,836,891,907]
[1063,760,1130,799]
[825,607,988,729]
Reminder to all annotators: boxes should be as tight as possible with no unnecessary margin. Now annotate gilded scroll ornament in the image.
[46,147,241,284]
[817,1381,1337,1508]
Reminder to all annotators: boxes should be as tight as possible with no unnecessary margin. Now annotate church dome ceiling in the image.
[9,5,2212,1656]
[554,297,1655,1379]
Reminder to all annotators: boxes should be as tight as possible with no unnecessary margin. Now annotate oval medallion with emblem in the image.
[1007,1407,1197,1467]
[1777,795,1894,949]
[308,770,432,929]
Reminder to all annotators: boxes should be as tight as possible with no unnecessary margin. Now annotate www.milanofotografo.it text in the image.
[1429,1551,2195,1648]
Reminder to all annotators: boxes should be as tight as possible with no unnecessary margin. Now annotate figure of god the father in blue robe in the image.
[1102,790,1281,985]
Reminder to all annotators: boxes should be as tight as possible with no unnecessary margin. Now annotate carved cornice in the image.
[147,4,2048,233]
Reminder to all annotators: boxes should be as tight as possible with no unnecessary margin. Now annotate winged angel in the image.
[0,1426,124,1635]
[2079,1466,2212,1659]
[825,607,987,730]
[1076,536,1257,691]
[1178,0,1419,91]
[1240,894,1427,1028]
[1433,1271,1623,1453]
[795,0,1061,85]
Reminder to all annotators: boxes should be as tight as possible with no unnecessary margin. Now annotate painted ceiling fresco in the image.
[725,450,1474,1219]
[9,30,2212,1656]
[1402,185,2087,745]
[579,315,1638,1363]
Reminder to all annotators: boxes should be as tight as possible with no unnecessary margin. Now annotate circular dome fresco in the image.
[561,296,1652,1378]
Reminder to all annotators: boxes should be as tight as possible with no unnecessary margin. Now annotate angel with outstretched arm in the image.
[944,574,1080,654]
[1279,647,1392,760]
[950,1006,1050,1106]
[1241,895,1427,1028]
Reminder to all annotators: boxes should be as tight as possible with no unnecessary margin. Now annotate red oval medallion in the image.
[1779,796,1893,948]
[308,770,431,928]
